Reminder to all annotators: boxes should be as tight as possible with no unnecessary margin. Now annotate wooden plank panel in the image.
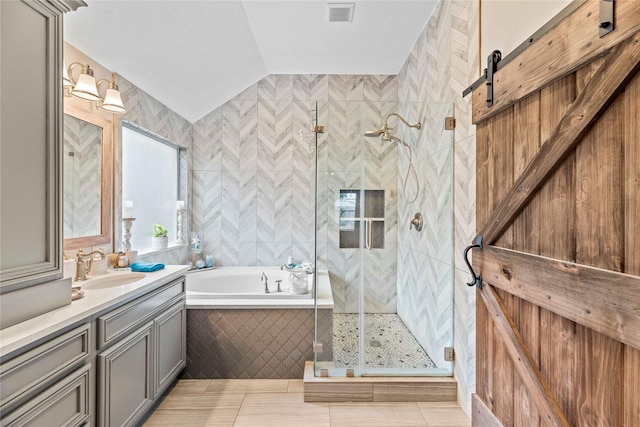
[623,71,640,427]
[575,58,606,93]
[478,285,569,427]
[476,33,640,247]
[475,245,640,350]
[538,75,576,261]
[475,120,493,413]
[488,108,514,249]
[512,92,541,255]
[624,346,640,427]
[536,74,579,426]
[492,289,514,426]
[575,84,624,272]
[476,122,491,229]
[624,72,640,276]
[476,292,492,410]
[471,0,640,123]
[511,91,542,427]
[472,394,503,427]
[514,298,541,427]
[574,326,623,427]
[539,309,575,426]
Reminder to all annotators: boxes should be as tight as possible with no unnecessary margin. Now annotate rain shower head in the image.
[364,127,386,137]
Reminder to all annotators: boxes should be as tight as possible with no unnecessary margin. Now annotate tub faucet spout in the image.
[261,272,270,293]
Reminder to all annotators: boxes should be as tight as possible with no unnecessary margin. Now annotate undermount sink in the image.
[83,272,147,289]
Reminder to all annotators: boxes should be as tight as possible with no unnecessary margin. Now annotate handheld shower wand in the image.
[364,112,422,204]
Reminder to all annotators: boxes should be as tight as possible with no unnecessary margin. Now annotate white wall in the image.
[481,0,572,62]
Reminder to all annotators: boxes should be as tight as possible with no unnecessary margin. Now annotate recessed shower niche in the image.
[338,189,384,249]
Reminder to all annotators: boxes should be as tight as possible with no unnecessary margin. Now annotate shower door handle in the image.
[365,219,373,250]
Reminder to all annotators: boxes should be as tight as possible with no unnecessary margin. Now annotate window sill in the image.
[136,243,188,257]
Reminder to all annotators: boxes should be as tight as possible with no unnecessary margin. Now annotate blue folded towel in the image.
[130,262,165,272]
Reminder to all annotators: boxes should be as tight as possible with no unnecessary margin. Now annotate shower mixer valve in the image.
[410,212,424,232]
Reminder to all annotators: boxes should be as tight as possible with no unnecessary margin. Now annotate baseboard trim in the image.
[303,361,457,402]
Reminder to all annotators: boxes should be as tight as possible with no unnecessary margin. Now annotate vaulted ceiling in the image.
[65,1,438,123]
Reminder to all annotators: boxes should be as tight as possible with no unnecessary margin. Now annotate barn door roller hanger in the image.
[599,0,615,38]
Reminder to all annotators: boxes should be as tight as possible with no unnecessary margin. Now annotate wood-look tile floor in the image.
[143,379,471,427]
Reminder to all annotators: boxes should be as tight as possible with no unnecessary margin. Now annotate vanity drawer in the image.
[96,278,184,349]
[1,364,90,427]
[0,323,90,411]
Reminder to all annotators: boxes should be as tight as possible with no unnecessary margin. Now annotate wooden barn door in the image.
[469,1,640,426]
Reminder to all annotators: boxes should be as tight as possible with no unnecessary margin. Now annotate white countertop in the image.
[0,265,190,358]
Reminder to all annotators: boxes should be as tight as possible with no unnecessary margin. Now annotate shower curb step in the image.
[303,361,457,402]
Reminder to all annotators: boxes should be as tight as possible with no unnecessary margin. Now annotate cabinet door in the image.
[97,323,153,427]
[0,0,63,290]
[154,302,186,396]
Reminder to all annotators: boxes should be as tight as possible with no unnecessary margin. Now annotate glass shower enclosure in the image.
[313,99,455,377]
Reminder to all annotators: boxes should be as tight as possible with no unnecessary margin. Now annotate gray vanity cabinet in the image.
[0,275,186,426]
[95,278,186,426]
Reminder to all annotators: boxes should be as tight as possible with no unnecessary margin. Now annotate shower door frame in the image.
[313,99,456,378]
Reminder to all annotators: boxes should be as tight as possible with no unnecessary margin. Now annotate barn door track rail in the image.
[463,0,588,100]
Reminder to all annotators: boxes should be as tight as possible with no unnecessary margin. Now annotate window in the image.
[122,124,183,252]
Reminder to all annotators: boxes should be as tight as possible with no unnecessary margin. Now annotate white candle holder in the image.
[176,208,186,244]
[122,217,136,252]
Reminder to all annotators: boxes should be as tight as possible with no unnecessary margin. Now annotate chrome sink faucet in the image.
[260,272,269,293]
[75,249,105,281]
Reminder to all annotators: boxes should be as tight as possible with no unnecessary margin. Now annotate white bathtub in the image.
[186,266,334,309]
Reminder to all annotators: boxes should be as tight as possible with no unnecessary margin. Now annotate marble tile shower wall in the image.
[396,0,479,415]
[191,74,399,313]
[316,94,399,313]
[396,100,454,372]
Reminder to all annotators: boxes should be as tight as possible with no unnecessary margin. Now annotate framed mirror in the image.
[63,102,113,250]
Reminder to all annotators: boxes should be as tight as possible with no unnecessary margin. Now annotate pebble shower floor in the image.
[332,313,436,369]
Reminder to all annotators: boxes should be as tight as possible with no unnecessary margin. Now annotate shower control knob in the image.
[410,212,424,232]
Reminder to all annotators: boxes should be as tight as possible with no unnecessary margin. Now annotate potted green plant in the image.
[151,223,168,249]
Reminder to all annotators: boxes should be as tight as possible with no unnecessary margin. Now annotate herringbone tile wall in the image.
[315,96,399,314]
[396,100,454,373]
[191,74,399,314]
[397,0,479,415]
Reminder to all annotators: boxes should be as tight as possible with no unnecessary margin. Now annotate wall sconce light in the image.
[64,61,126,114]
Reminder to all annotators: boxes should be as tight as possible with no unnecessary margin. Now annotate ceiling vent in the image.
[328,3,355,22]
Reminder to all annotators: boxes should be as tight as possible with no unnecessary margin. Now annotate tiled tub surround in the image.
[183,268,334,378]
[184,308,333,379]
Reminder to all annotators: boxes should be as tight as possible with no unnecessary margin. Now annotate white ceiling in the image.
[65,1,437,123]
